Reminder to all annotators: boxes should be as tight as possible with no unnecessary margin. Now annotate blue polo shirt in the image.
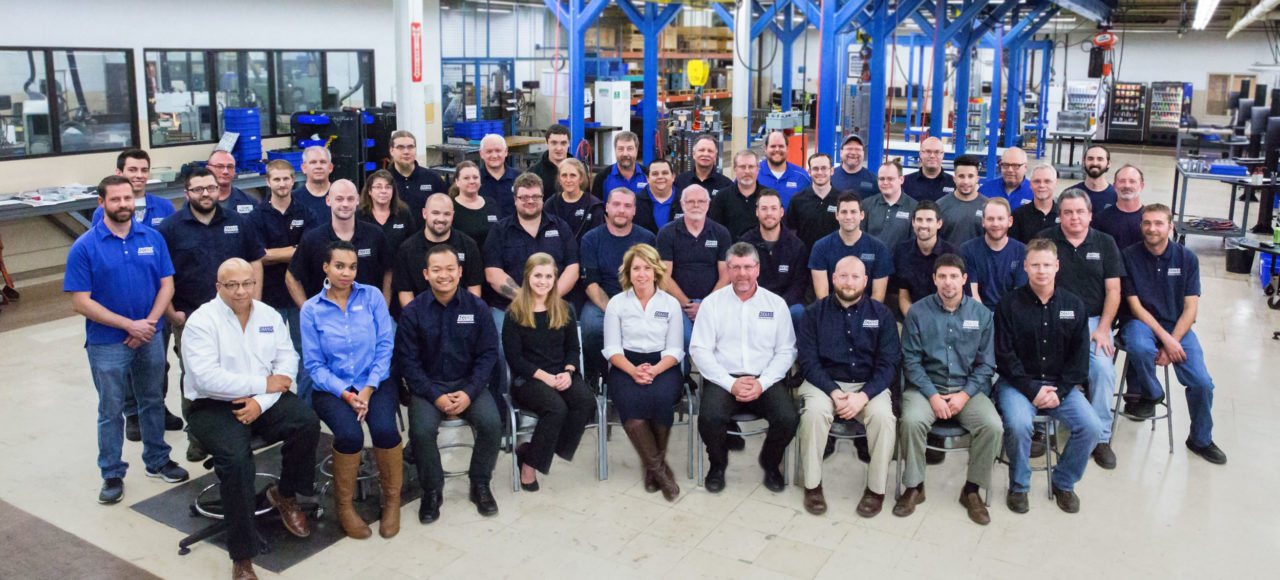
[655,217,732,301]
[480,165,522,220]
[808,230,894,289]
[634,187,680,234]
[249,197,320,309]
[597,163,648,201]
[482,213,580,309]
[831,165,877,197]
[892,239,958,303]
[1094,204,1144,250]
[90,193,176,229]
[756,160,811,207]
[978,177,1033,209]
[64,222,174,345]
[960,237,1027,309]
[1069,181,1117,212]
[219,186,260,218]
[580,225,657,298]
[1121,241,1200,329]
[158,206,266,316]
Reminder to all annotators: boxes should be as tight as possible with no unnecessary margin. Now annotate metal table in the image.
[1170,161,1268,243]
[1049,129,1094,180]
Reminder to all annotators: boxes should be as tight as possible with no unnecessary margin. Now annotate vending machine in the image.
[1147,81,1191,146]
[1107,81,1148,143]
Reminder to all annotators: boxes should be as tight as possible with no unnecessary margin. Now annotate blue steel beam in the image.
[815,0,864,158]
[750,0,790,40]
[986,25,1002,176]
[769,2,813,111]
[866,0,889,167]
[941,0,991,42]
[1054,0,1114,22]
[895,0,931,28]
[712,1,736,29]
[790,0,821,26]
[952,0,1018,157]
[616,0,683,164]
[1002,4,1057,147]
[543,0,612,154]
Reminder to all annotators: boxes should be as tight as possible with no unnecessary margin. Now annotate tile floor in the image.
[2,148,1279,578]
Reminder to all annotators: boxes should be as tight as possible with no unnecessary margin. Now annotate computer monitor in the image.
[1237,99,1255,129]
[1265,117,1280,174]
[1256,84,1269,109]
[1229,91,1242,111]
[1249,107,1270,156]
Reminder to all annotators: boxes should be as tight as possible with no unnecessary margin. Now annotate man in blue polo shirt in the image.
[580,188,657,383]
[1066,145,1117,212]
[1119,204,1226,464]
[590,131,647,200]
[809,192,893,303]
[66,175,189,504]
[479,134,521,219]
[962,198,1027,309]
[207,149,259,217]
[978,147,1033,208]
[159,167,266,462]
[831,134,877,197]
[91,149,176,229]
[756,130,810,206]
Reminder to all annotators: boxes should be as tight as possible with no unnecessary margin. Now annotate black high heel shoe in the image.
[516,443,539,492]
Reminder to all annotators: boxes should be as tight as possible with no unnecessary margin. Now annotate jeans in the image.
[1086,316,1116,444]
[124,326,170,419]
[1121,321,1216,447]
[489,307,510,420]
[407,389,502,491]
[698,379,798,471]
[274,306,312,405]
[997,380,1101,493]
[681,300,700,374]
[187,393,319,562]
[788,303,805,333]
[87,339,171,479]
[511,373,596,473]
[311,378,402,455]
[579,302,606,379]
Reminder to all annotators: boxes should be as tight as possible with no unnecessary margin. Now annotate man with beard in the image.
[794,256,899,516]
[710,150,777,240]
[862,161,918,250]
[893,200,957,316]
[388,130,448,215]
[530,123,572,200]
[786,153,842,250]
[1093,165,1145,250]
[591,131,647,200]
[740,190,808,325]
[393,193,484,306]
[673,135,732,197]
[580,189,657,383]
[962,198,1027,309]
[756,130,810,206]
[66,175,188,504]
[1010,164,1061,244]
[206,149,259,218]
[902,137,956,202]
[810,193,893,303]
[831,134,877,196]
[291,146,334,223]
[936,155,989,246]
[159,168,266,461]
[634,158,681,233]
[479,134,522,219]
[978,147,1033,208]
[1067,146,1117,212]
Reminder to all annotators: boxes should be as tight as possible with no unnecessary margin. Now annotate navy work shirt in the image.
[892,238,959,303]
[740,227,810,306]
[785,186,841,250]
[288,221,392,300]
[673,169,732,198]
[158,205,265,316]
[482,213,580,309]
[291,183,330,226]
[960,237,1027,309]
[393,163,448,215]
[1121,241,1200,329]
[219,186,260,218]
[831,165,876,197]
[655,218,731,301]
[1040,227,1126,318]
[580,225,657,298]
[394,289,499,401]
[1093,205,1144,250]
[797,295,900,398]
[808,231,894,289]
[995,286,1090,403]
[902,170,956,203]
[480,165,521,220]
[1068,181,1117,212]
[249,197,319,309]
[392,230,484,298]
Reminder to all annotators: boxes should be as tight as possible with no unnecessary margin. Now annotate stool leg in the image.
[1112,358,1129,434]
[598,398,608,481]
[1164,366,1175,453]
[1045,422,1056,501]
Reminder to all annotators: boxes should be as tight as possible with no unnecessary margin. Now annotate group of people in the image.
[67,127,1227,580]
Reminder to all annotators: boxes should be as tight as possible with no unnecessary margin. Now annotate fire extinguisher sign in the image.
[411,23,422,82]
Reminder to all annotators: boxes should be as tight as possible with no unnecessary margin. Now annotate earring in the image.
[323,277,332,290]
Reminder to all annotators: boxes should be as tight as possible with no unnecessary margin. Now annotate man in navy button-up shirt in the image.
[1119,204,1225,464]
[396,246,502,520]
[479,134,522,219]
[756,131,811,206]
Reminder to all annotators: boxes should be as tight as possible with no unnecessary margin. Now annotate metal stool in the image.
[598,372,697,482]
[439,417,476,479]
[317,448,381,501]
[1113,352,1175,453]
[895,419,992,506]
[791,418,867,487]
[696,412,791,487]
[998,414,1058,500]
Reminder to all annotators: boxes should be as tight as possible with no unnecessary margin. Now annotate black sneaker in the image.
[145,460,190,483]
[704,467,726,493]
[1091,442,1117,470]
[164,408,184,431]
[186,442,209,463]
[1124,399,1156,420]
[125,415,141,442]
[1186,440,1228,465]
[1006,490,1029,514]
[98,478,124,504]
[1030,430,1046,459]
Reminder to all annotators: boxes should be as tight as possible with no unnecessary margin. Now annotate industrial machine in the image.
[663,107,723,174]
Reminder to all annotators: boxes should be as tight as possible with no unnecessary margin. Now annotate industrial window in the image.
[0,47,138,160]
[144,50,212,146]
[274,51,323,134]
[215,51,273,138]
[325,51,376,109]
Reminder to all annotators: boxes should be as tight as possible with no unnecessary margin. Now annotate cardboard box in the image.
[628,35,645,51]
[586,27,618,48]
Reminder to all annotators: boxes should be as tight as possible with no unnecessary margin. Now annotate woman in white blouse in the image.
[603,243,684,501]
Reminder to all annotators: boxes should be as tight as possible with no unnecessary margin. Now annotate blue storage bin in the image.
[1261,253,1278,287]
[298,139,327,148]
[296,114,330,125]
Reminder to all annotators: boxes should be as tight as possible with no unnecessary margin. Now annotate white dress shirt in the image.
[688,284,797,391]
[602,288,684,362]
[182,296,298,413]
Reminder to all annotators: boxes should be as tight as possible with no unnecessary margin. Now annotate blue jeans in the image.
[490,307,510,419]
[1121,321,1216,447]
[580,302,606,378]
[274,306,312,405]
[87,340,172,479]
[124,326,170,419]
[681,299,700,375]
[997,380,1102,493]
[311,378,403,454]
[788,303,805,332]
[1087,316,1116,444]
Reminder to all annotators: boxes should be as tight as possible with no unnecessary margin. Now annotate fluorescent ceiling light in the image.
[1194,0,1220,30]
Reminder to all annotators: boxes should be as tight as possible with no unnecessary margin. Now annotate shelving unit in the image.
[1065,80,1102,137]
[1107,81,1147,143]
[1147,81,1191,146]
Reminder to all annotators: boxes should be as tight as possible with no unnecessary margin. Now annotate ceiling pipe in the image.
[1227,0,1280,37]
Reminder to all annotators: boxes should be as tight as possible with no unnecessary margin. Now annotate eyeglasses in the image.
[921,150,944,156]
[516,194,543,202]
[217,280,257,291]
[1000,163,1026,170]
[187,185,219,195]
[206,164,236,171]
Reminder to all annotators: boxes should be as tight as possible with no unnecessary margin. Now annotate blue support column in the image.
[770,2,812,112]
[1001,3,1058,148]
[954,43,973,156]
[867,0,889,167]
[616,1,683,164]
[928,0,948,139]
[543,0,612,156]
[986,26,1002,177]
[804,0,870,157]
[954,0,1018,158]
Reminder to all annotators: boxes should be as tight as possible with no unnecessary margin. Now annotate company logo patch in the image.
[779,265,790,273]
[962,319,980,330]
[457,252,466,261]
[895,210,910,220]
[420,184,433,191]
[1059,310,1075,320]
[352,304,364,312]
[137,246,154,256]
[1085,252,1101,261]
[237,204,253,214]
[487,215,498,222]
[1168,268,1182,276]
[393,223,405,229]
[575,208,585,217]
[223,225,239,234]
[150,217,164,226]
[457,314,475,324]
[975,209,984,217]
[863,319,880,329]
[291,219,306,228]
[258,326,274,333]
[654,311,670,320]
[706,239,718,248]
[826,206,837,213]
[786,181,797,188]
[758,311,775,320]
[545,229,560,238]
[943,187,955,193]
[357,248,372,257]
[859,253,875,261]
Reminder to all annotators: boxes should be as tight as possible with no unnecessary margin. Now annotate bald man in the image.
[287,179,393,314]
[478,134,521,219]
[207,149,259,217]
[902,137,956,202]
[978,148,1033,208]
[184,258,320,580]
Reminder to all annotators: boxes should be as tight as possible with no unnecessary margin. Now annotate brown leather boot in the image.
[331,450,372,539]
[624,420,679,502]
[373,443,404,538]
[232,559,258,580]
[650,422,681,501]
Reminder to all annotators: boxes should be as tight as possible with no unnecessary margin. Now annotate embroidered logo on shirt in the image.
[786,181,797,188]
[1168,268,1182,276]
[358,248,372,257]
[545,229,560,238]
[138,246,154,256]
[975,209,984,217]
[352,304,364,311]
[258,326,274,333]
[758,311,775,319]
[575,208,585,217]
[223,225,239,234]
[895,211,910,220]
[859,253,875,261]
[1059,310,1075,320]
[150,217,164,226]
[290,219,305,228]
[779,264,790,273]
[457,314,475,324]
[963,319,980,330]
[1055,217,1061,223]
[826,206,836,213]
[487,215,498,222]
[420,184,433,191]
[457,252,466,261]
[863,319,880,329]
[1085,252,1101,261]
[655,311,670,319]
[237,205,253,214]
[637,182,647,188]
[944,187,955,193]
[706,239,719,248]
[393,223,405,229]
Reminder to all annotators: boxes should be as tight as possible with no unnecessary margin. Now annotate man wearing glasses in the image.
[903,137,956,203]
[978,147,1033,209]
[206,150,259,218]
[389,130,448,215]
[158,168,266,462]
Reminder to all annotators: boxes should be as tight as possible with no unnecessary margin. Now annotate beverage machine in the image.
[1106,81,1147,143]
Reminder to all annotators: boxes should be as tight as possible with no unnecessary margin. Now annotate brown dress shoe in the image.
[232,559,259,580]
[803,484,827,515]
[856,488,885,518]
[959,491,991,525]
[891,485,925,517]
[266,484,310,538]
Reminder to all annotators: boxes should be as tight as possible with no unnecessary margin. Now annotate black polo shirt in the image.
[395,289,499,401]
[902,170,956,203]
[1094,205,1144,250]
[543,193,604,240]
[1039,227,1125,319]
[392,230,484,298]
[158,205,266,316]
[219,186,260,218]
[288,220,392,300]
[994,286,1090,402]
[892,238,959,303]
[709,184,774,241]
[655,217,732,301]
[357,206,420,258]
[529,152,563,200]
[1010,202,1058,244]
[1121,241,1200,329]
[673,169,732,198]
[480,165,521,220]
[740,228,809,306]
[249,197,320,309]
[290,183,330,226]
[392,163,448,215]
[482,213,580,309]
[785,186,841,250]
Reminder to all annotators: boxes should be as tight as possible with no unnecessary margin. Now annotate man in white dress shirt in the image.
[183,258,320,580]
[690,242,799,494]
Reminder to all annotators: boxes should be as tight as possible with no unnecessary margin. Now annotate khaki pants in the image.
[794,381,895,493]
[899,389,1003,491]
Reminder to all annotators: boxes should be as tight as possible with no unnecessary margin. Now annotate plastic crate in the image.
[1261,253,1278,287]
[266,148,305,171]
[295,113,330,125]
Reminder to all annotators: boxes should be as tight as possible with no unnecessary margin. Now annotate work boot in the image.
[331,450,372,539]
[373,443,404,538]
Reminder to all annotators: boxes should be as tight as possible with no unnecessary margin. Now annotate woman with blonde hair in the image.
[448,160,499,248]
[502,253,597,491]
[602,243,684,501]
[543,157,603,240]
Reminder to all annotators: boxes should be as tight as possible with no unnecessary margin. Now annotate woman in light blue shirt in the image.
[300,240,401,540]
